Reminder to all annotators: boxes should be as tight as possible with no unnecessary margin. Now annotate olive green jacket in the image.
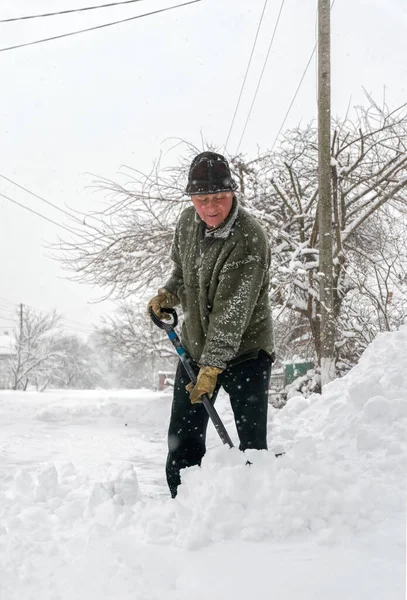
[164,197,274,370]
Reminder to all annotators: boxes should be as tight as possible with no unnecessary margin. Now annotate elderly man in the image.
[147,151,274,497]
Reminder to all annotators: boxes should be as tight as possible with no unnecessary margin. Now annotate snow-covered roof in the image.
[0,334,16,356]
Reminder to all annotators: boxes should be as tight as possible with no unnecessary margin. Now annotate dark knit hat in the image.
[185,152,238,196]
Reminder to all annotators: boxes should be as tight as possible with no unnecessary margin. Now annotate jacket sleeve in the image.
[163,223,184,297]
[199,254,269,370]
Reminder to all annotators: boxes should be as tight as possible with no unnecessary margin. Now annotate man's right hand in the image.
[146,288,179,321]
[185,366,223,404]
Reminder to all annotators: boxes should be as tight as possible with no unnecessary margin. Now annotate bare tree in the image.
[240,101,407,365]
[95,302,178,388]
[58,101,407,372]
[335,205,407,370]
[49,335,103,389]
[9,307,62,390]
[58,144,205,299]
[273,311,315,366]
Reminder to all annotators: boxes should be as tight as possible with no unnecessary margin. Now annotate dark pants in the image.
[166,351,272,497]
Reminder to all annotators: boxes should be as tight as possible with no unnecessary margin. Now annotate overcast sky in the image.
[0,0,406,337]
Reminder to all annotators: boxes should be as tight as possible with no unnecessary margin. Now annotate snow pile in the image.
[0,462,141,586]
[0,327,405,598]
[0,462,144,600]
[130,325,407,548]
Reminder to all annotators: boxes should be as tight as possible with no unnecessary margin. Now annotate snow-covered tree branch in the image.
[9,307,62,391]
[57,101,407,373]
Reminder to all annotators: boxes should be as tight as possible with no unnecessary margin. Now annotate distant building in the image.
[0,332,15,389]
[157,370,174,391]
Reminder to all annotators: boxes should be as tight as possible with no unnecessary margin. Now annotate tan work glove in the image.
[186,366,223,404]
[146,288,179,321]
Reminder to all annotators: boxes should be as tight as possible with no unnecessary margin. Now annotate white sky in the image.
[0,0,406,337]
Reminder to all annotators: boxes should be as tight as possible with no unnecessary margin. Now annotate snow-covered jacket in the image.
[164,197,274,370]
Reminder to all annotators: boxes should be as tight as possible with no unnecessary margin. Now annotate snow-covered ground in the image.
[0,327,406,600]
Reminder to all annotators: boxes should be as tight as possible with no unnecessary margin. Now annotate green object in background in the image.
[284,361,315,386]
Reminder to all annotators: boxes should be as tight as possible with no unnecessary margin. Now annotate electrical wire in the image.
[0,297,96,334]
[0,0,202,54]
[0,317,15,324]
[0,174,83,224]
[0,302,15,313]
[0,317,94,336]
[0,296,21,309]
[0,0,149,23]
[64,318,97,331]
[270,0,337,152]
[270,43,316,151]
[0,306,17,321]
[0,191,81,235]
[223,0,269,154]
[0,309,16,320]
[0,297,15,307]
[64,324,97,335]
[235,0,286,155]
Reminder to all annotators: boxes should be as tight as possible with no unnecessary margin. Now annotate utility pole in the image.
[19,303,24,337]
[13,303,24,390]
[318,0,335,387]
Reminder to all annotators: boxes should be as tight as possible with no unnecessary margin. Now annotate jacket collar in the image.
[195,196,239,240]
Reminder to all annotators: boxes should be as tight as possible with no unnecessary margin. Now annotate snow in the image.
[1,327,406,599]
[0,333,15,356]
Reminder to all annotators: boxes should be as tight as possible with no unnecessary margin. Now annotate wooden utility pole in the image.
[19,303,24,336]
[12,303,24,391]
[318,0,335,387]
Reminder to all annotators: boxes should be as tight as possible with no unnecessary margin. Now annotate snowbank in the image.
[127,326,406,548]
[3,328,407,543]
[0,327,405,598]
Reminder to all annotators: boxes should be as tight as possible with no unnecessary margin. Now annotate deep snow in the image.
[0,327,406,599]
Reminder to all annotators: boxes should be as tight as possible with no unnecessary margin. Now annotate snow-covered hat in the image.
[185,152,238,196]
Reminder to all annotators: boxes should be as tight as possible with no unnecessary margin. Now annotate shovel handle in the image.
[149,306,178,329]
[148,305,234,449]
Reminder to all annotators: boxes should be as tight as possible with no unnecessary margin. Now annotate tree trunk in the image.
[309,310,322,365]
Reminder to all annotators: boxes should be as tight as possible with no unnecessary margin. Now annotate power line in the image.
[0,0,202,54]
[0,191,81,235]
[0,296,95,328]
[0,310,15,320]
[66,318,96,328]
[235,0,286,155]
[63,324,96,335]
[0,302,15,313]
[0,297,15,307]
[223,0,269,154]
[270,44,316,151]
[2,301,97,333]
[0,311,16,321]
[0,317,15,324]
[65,327,95,335]
[0,307,13,314]
[0,309,95,335]
[64,317,97,331]
[0,0,149,23]
[270,0,337,152]
[0,173,83,224]
[0,296,19,309]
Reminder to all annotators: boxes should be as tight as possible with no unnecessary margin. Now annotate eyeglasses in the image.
[192,192,231,205]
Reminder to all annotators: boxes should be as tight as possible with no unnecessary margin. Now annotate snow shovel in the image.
[149,307,234,449]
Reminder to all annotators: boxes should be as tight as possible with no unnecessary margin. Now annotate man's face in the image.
[191,191,234,228]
